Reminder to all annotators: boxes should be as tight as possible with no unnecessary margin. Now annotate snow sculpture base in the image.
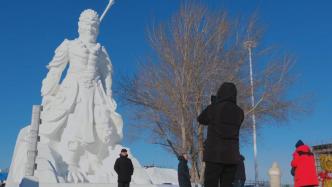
[7,126,178,187]
[7,176,177,187]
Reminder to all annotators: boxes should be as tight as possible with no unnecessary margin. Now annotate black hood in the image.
[217,82,237,103]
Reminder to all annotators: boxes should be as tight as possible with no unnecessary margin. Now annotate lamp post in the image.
[244,40,259,186]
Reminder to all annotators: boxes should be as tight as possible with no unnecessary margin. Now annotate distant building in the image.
[312,143,332,173]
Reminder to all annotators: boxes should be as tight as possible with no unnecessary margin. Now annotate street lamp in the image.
[244,40,259,186]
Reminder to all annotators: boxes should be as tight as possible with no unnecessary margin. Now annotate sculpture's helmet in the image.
[79,9,100,26]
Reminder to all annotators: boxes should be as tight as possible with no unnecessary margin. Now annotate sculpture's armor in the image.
[67,40,100,86]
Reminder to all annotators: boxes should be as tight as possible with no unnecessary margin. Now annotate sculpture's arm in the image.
[41,39,69,97]
[99,46,113,97]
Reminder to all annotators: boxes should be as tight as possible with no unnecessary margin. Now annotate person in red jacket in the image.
[291,140,319,187]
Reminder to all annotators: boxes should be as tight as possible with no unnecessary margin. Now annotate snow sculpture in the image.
[7,7,152,186]
[7,3,181,187]
[37,8,124,183]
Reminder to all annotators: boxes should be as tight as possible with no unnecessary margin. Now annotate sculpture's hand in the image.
[67,165,87,183]
[91,43,101,55]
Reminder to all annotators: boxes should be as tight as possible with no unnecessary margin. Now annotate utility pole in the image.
[244,40,259,186]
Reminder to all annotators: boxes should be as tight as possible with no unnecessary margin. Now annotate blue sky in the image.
[0,0,332,184]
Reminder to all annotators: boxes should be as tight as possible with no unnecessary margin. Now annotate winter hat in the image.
[295,140,304,148]
[121,148,128,153]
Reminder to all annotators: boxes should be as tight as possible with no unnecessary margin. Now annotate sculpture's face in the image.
[78,20,99,43]
[78,9,100,43]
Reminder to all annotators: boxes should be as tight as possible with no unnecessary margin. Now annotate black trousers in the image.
[204,162,237,187]
[118,182,130,187]
[233,180,245,187]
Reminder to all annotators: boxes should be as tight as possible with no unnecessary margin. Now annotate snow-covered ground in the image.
[6,170,179,187]
[6,166,179,187]
[145,167,178,185]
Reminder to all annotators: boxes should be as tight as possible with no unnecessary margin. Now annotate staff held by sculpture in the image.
[100,0,116,22]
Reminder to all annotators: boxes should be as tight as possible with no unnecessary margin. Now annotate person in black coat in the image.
[178,153,192,187]
[233,155,246,187]
[197,82,244,187]
[114,149,134,187]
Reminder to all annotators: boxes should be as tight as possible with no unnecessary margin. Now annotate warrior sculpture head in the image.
[78,9,100,43]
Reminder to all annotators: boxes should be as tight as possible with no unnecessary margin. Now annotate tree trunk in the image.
[180,109,187,152]
[190,156,197,184]
[181,125,186,152]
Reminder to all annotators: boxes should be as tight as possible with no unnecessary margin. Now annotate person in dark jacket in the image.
[291,140,319,187]
[178,153,192,187]
[197,82,244,187]
[114,149,134,187]
[233,155,246,187]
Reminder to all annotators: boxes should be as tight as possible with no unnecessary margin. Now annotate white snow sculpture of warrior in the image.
[7,5,178,186]
[39,9,123,183]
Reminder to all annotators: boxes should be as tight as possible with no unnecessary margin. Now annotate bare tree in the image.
[118,2,302,184]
